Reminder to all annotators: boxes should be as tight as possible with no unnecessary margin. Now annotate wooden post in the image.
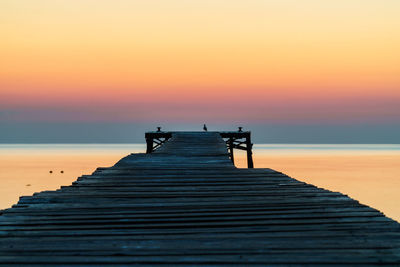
[146,137,153,153]
[246,135,254,168]
[229,137,234,164]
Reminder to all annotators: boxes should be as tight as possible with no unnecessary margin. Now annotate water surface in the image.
[236,144,400,221]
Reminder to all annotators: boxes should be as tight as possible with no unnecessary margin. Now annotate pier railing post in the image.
[229,137,234,164]
[146,137,153,153]
[246,134,254,168]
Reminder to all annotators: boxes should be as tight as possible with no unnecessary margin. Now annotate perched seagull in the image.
[203,124,208,131]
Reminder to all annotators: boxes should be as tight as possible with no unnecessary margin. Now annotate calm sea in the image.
[1,144,399,222]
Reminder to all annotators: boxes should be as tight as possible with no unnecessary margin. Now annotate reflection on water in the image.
[1,144,399,222]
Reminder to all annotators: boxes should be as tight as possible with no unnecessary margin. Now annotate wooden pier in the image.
[1,131,400,265]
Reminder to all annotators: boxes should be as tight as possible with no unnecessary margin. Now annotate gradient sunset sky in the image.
[1,1,399,142]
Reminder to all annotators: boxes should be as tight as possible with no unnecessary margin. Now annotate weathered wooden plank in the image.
[0,212,384,227]
[0,253,399,265]
[0,206,379,218]
[2,223,399,240]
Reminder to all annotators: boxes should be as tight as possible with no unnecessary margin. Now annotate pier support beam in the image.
[145,131,172,153]
[246,134,254,168]
[228,137,234,164]
[220,131,254,168]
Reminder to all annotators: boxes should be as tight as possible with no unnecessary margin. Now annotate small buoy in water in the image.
[49,170,53,173]
[60,170,64,173]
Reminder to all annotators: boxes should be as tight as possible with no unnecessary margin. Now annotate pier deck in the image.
[1,132,400,265]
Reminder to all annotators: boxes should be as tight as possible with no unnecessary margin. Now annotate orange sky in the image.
[1,0,399,123]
